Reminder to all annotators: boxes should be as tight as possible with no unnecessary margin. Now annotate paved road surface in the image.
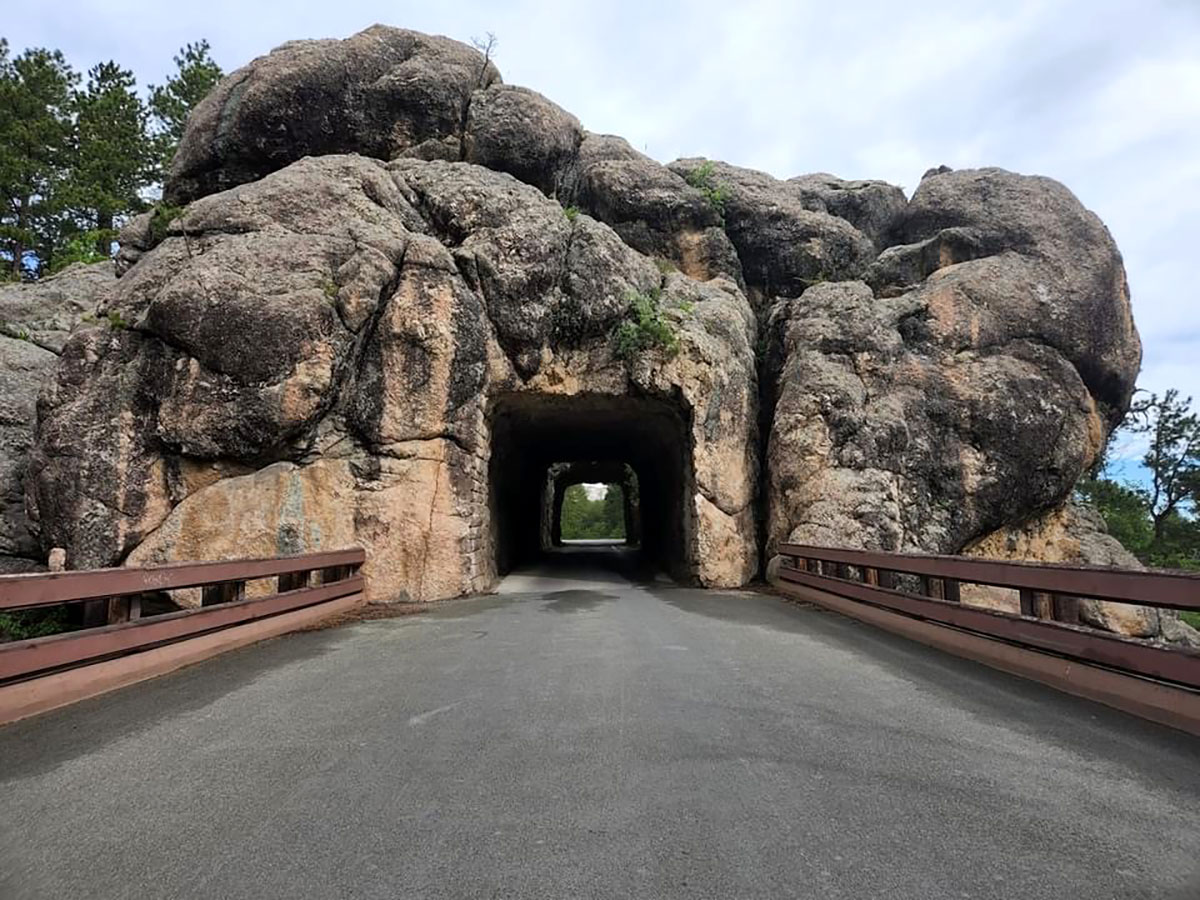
[3,556,1199,899]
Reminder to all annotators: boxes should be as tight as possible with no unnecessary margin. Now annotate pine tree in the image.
[148,41,223,173]
[66,61,155,256]
[0,41,77,277]
[602,484,626,539]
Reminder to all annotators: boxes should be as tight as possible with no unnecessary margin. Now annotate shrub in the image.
[613,287,685,361]
[48,230,115,274]
[148,203,186,247]
[107,309,129,330]
[0,607,68,642]
[563,204,580,223]
[683,161,730,218]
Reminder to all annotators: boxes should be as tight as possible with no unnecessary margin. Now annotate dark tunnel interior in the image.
[488,393,694,580]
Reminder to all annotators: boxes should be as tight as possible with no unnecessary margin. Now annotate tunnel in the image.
[487,392,694,580]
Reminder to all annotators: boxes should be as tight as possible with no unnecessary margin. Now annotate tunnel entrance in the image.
[488,393,694,581]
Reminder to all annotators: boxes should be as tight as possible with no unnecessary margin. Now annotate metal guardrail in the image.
[0,548,365,685]
[776,543,1200,735]
[777,543,1200,690]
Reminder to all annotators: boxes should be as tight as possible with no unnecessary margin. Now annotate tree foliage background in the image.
[560,484,626,541]
[0,36,222,278]
[1079,389,1200,624]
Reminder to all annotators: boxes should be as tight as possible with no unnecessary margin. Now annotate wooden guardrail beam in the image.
[779,543,1200,610]
[0,548,366,611]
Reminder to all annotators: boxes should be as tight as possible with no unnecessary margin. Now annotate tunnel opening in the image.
[488,392,694,581]
[556,481,629,543]
[543,461,640,549]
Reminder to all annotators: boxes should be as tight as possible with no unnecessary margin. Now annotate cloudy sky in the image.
[11,0,1198,468]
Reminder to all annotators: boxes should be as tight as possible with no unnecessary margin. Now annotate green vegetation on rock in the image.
[682,160,730,218]
[614,287,688,361]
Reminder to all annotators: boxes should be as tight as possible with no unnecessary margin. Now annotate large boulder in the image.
[764,168,1140,563]
[560,134,742,285]
[165,26,501,204]
[963,502,1200,645]
[668,159,883,306]
[0,263,113,570]
[0,262,112,352]
[34,155,760,598]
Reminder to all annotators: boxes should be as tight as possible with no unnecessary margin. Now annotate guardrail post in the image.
[1052,594,1080,625]
[943,579,961,603]
[279,570,311,592]
[82,600,108,628]
[877,569,896,590]
[1019,588,1037,617]
[202,581,246,606]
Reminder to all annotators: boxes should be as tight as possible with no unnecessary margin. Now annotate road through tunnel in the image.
[488,393,694,581]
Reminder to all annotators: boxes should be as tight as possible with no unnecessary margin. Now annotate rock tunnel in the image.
[487,393,693,580]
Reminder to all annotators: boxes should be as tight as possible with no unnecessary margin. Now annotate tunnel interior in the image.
[488,393,693,580]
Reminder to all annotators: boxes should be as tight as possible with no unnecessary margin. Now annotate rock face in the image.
[0,263,114,571]
[32,153,758,600]
[765,167,1138,560]
[16,26,1154,636]
[962,502,1199,644]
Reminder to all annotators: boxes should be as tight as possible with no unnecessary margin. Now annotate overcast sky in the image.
[10,1,1198,466]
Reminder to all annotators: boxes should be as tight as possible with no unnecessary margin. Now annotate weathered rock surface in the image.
[560,134,742,284]
[13,26,1155,640]
[669,159,881,304]
[0,262,114,569]
[765,167,1138,558]
[0,262,112,352]
[165,26,502,204]
[33,153,759,599]
[963,502,1153,635]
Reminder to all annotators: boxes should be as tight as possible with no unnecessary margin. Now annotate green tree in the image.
[148,40,223,172]
[1075,478,1153,558]
[1079,388,1200,574]
[601,484,626,538]
[560,483,626,540]
[0,41,77,277]
[1128,390,1200,543]
[66,61,156,256]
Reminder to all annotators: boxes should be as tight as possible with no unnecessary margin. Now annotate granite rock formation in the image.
[9,26,1171,639]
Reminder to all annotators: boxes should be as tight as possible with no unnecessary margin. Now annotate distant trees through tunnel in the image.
[487,393,692,579]
[559,483,627,541]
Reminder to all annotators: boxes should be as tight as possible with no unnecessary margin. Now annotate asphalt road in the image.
[3,557,1199,899]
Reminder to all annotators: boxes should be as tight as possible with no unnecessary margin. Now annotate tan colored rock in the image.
[962,503,1160,638]
[126,460,358,606]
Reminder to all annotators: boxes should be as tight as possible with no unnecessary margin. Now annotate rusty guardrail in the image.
[776,543,1200,735]
[0,549,365,719]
